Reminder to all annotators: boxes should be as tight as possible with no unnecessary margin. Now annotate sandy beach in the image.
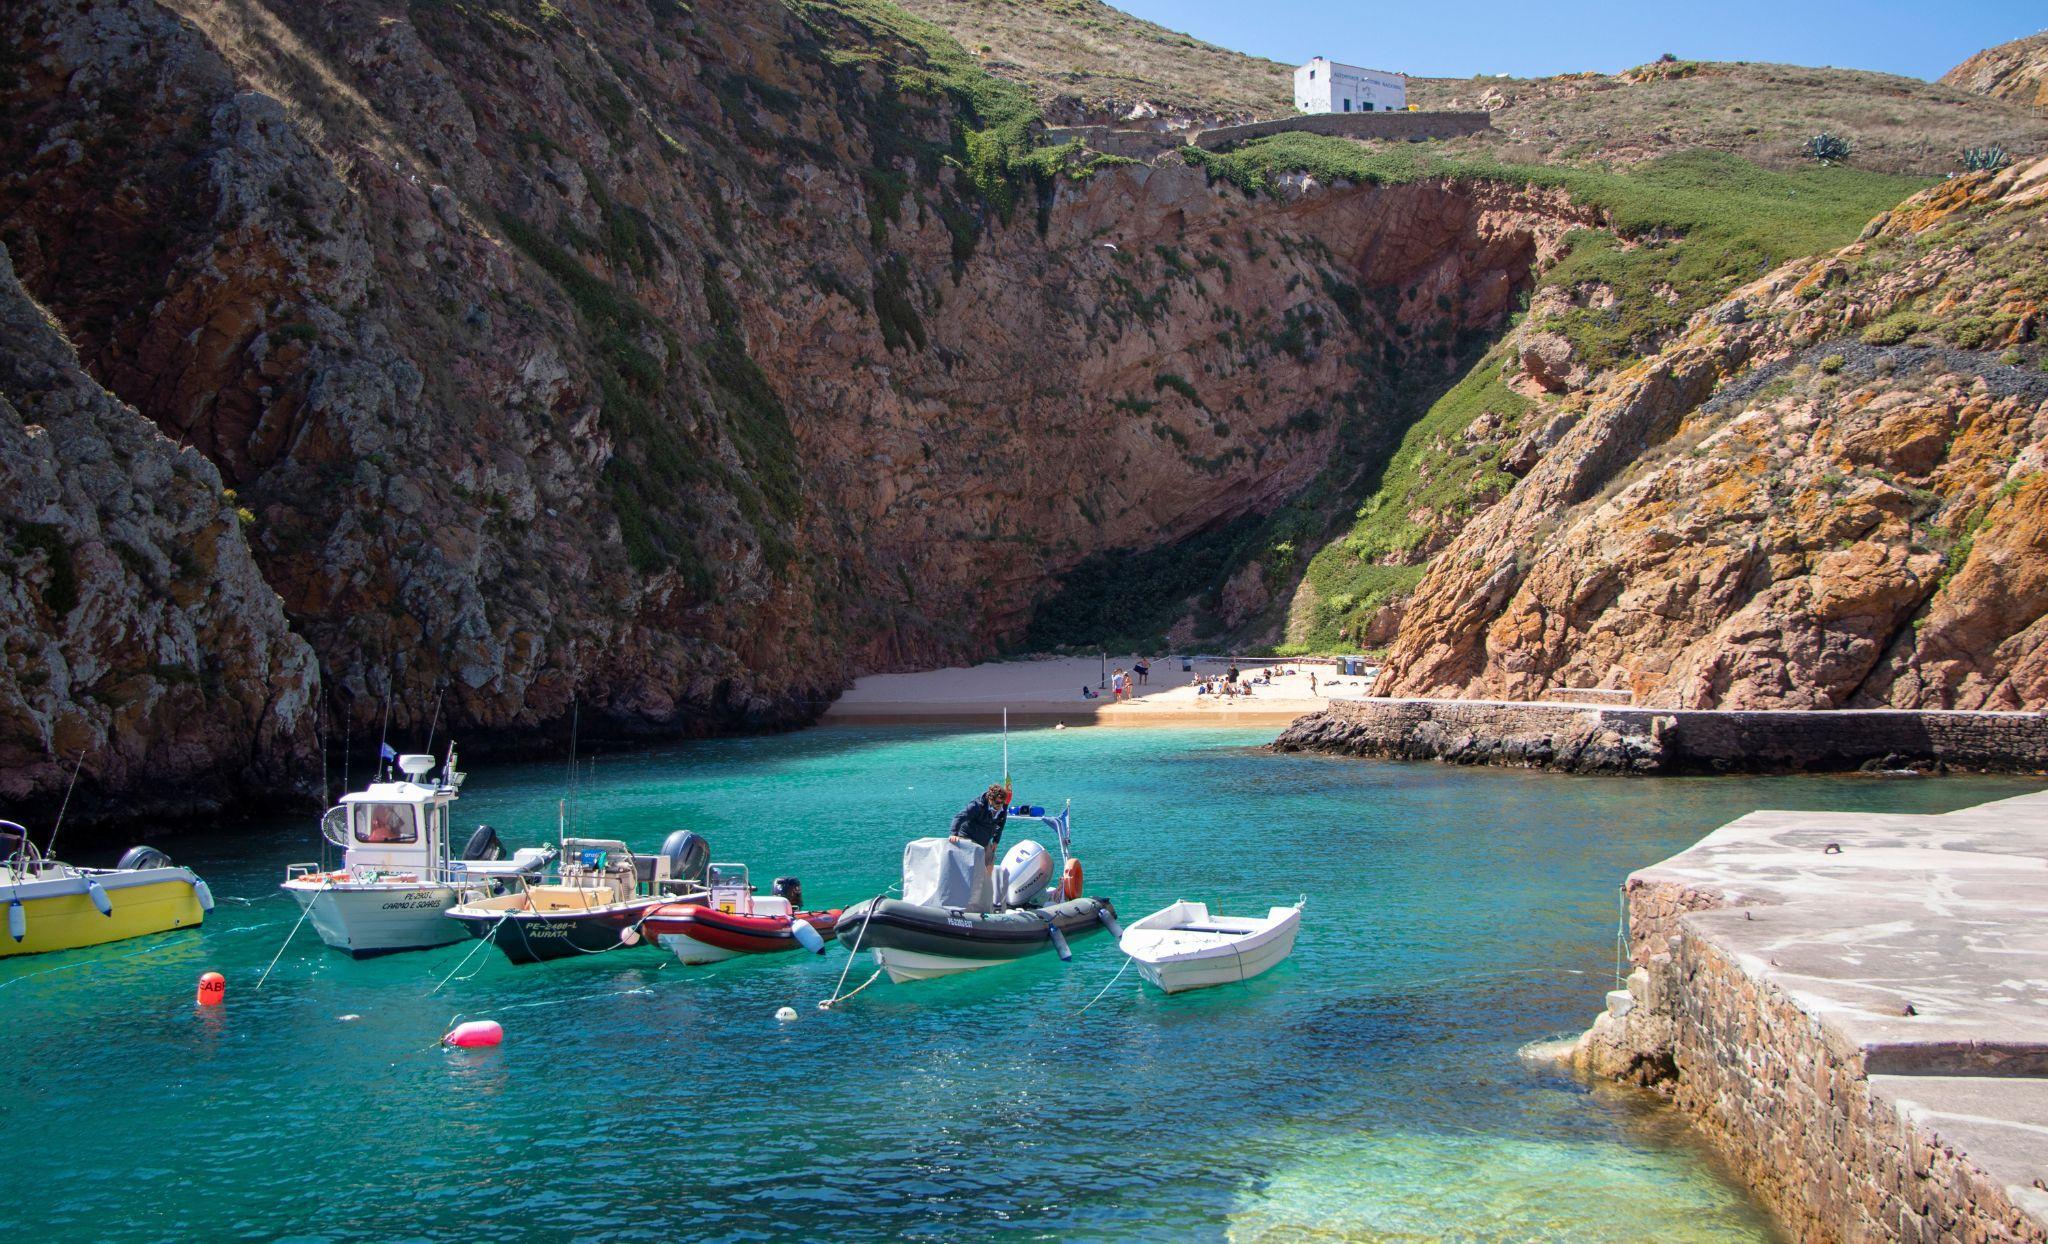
[823,655,1369,728]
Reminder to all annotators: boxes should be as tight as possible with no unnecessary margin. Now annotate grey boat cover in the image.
[901,837,992,912]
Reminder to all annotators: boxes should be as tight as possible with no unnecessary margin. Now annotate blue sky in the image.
[1114,0,2044,82]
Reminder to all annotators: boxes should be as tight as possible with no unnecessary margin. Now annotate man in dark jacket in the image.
[949,782,1011,854]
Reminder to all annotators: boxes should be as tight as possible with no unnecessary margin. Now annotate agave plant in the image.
[1962,145,2011,173]
[1802,132,1851,165]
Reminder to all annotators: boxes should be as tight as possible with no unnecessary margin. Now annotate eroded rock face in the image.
[1375,158,2048,711]
[1942,34,2048,111]
[0,0,1592,758]
[0,244,319,824]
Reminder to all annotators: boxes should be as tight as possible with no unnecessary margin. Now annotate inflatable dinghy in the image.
[834,893,1116,982]
[643,863,839,964]
[835,810,1119,982]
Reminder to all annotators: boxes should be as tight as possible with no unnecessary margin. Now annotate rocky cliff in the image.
[1373,159,2048,710]
[0,0,1599,813]
[0,243,319,825]
[1943,33,2048,111]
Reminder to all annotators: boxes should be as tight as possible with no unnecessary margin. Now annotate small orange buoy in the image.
[1061,857,1084,902]
[197,971,225,1007]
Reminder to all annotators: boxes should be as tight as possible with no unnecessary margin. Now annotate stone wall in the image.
[1192,110,1492,151]
[1271,696,2048,774]
[1587,881,2048,1244]
[1039,125,1189,160]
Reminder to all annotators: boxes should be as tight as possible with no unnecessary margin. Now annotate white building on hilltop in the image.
[1294,57,1406,114]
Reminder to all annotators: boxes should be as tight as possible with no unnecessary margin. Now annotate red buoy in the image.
[197,971,225,1007]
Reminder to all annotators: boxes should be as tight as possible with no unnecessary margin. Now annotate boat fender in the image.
[774,1006,798,1022]
[7,898,23,943]
[1047,923,1072,962]
[86,878,112,917]
[1095,907,1123,940]
[117,845,174,871]
[193,878,215,913]
[444,1020,503,1048]
[1061,858,1084,902]
[791,918,826,955]
[619,926,641,947]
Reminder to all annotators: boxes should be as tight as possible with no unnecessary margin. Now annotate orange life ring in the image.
[1061,857,1084,901]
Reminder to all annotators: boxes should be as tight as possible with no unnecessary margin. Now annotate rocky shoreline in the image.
[1272,696,2048,774]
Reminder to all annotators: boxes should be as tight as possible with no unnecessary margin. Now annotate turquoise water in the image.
[4,725,2038,1242]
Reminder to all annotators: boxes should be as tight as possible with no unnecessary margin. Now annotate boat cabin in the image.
[323,754,461,875]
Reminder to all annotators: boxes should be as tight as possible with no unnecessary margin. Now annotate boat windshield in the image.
[355,803,419,845]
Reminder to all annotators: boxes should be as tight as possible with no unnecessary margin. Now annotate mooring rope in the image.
[256,880,327,991]
[1614,883,1627,990]
[429,913,508,994]
[1077,954,1134,1015]
[820,888,890,1010]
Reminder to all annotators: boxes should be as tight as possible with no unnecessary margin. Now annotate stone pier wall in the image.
[1573,796,2048,1243]
[1272,696,2048,774]
[1599,883,2048,1243]
[1192,110,1492,150]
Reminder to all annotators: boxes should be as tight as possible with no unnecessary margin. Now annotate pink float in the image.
[443,1020,503,1048]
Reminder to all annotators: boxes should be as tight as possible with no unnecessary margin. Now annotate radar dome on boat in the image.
[398,754,437,780]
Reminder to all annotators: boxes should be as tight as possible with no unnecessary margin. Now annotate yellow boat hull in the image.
[0,878,206,957]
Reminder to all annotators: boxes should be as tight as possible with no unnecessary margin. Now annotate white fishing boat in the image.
[1118,899,1303,994]
[282,749,555,957]
[1,823,214,957]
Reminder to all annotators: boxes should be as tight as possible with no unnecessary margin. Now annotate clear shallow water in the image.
[4,725,2037,1242]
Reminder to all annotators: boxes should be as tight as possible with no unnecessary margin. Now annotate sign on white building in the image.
[1294,58,1406,114]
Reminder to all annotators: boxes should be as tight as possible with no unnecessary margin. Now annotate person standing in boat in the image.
[949,781,1012,889]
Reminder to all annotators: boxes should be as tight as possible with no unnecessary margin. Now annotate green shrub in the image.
[1802,132,1851,164]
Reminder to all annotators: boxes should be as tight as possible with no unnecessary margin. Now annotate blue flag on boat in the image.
[379,743,397,762]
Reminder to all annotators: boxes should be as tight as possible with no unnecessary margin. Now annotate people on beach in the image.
[1080,685,1098,700]
[1310,670,1318,696]
[1226,661,1239,685]
[1134,659,1149,686]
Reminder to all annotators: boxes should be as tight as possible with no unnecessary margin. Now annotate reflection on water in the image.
[4,724,2031,1240]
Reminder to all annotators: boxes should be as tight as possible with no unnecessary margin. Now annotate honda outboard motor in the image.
[117,845,174,871]
[461,824,504,862]
[660,830,710,888]
[772,876,803,909]
[999,840,1054,908]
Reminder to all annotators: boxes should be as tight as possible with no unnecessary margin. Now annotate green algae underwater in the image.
[4,723,2035,1241]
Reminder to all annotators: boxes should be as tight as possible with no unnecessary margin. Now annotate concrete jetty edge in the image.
[1566,790,2048,1242]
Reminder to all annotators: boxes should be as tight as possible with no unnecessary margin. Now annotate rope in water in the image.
[820,888,890,1010]
[256,881,327,991]
[1077,954,1134,1015]
[429,913,507,994]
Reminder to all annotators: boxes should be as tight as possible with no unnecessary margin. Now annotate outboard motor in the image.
[117,845,174,871]
[998,840,1054,908]
[772,876,803,909]
[659,830,710,889]
[461,824,504,862]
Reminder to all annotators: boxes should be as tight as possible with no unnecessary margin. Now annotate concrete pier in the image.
[1581,790,2048,1241]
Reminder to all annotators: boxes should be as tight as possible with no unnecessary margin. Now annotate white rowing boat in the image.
[1118,899,1302,994]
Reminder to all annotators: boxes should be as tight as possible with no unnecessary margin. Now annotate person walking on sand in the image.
[1310,669,1319,697]
[1134,658,1149,687]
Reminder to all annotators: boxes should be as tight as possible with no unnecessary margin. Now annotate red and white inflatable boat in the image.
[642,863,839,965]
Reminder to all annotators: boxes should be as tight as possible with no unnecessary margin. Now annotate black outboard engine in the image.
[660,830,710,890]
[461,824,504,862]
[772,876,803,909]
[117,845,174,871]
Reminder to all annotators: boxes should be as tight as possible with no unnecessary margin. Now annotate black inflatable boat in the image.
[834,894,1119,982]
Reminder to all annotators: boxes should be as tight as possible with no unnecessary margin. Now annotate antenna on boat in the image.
[44,750,86,859]
[1002,708,1009,789]
[376,672,394,782]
